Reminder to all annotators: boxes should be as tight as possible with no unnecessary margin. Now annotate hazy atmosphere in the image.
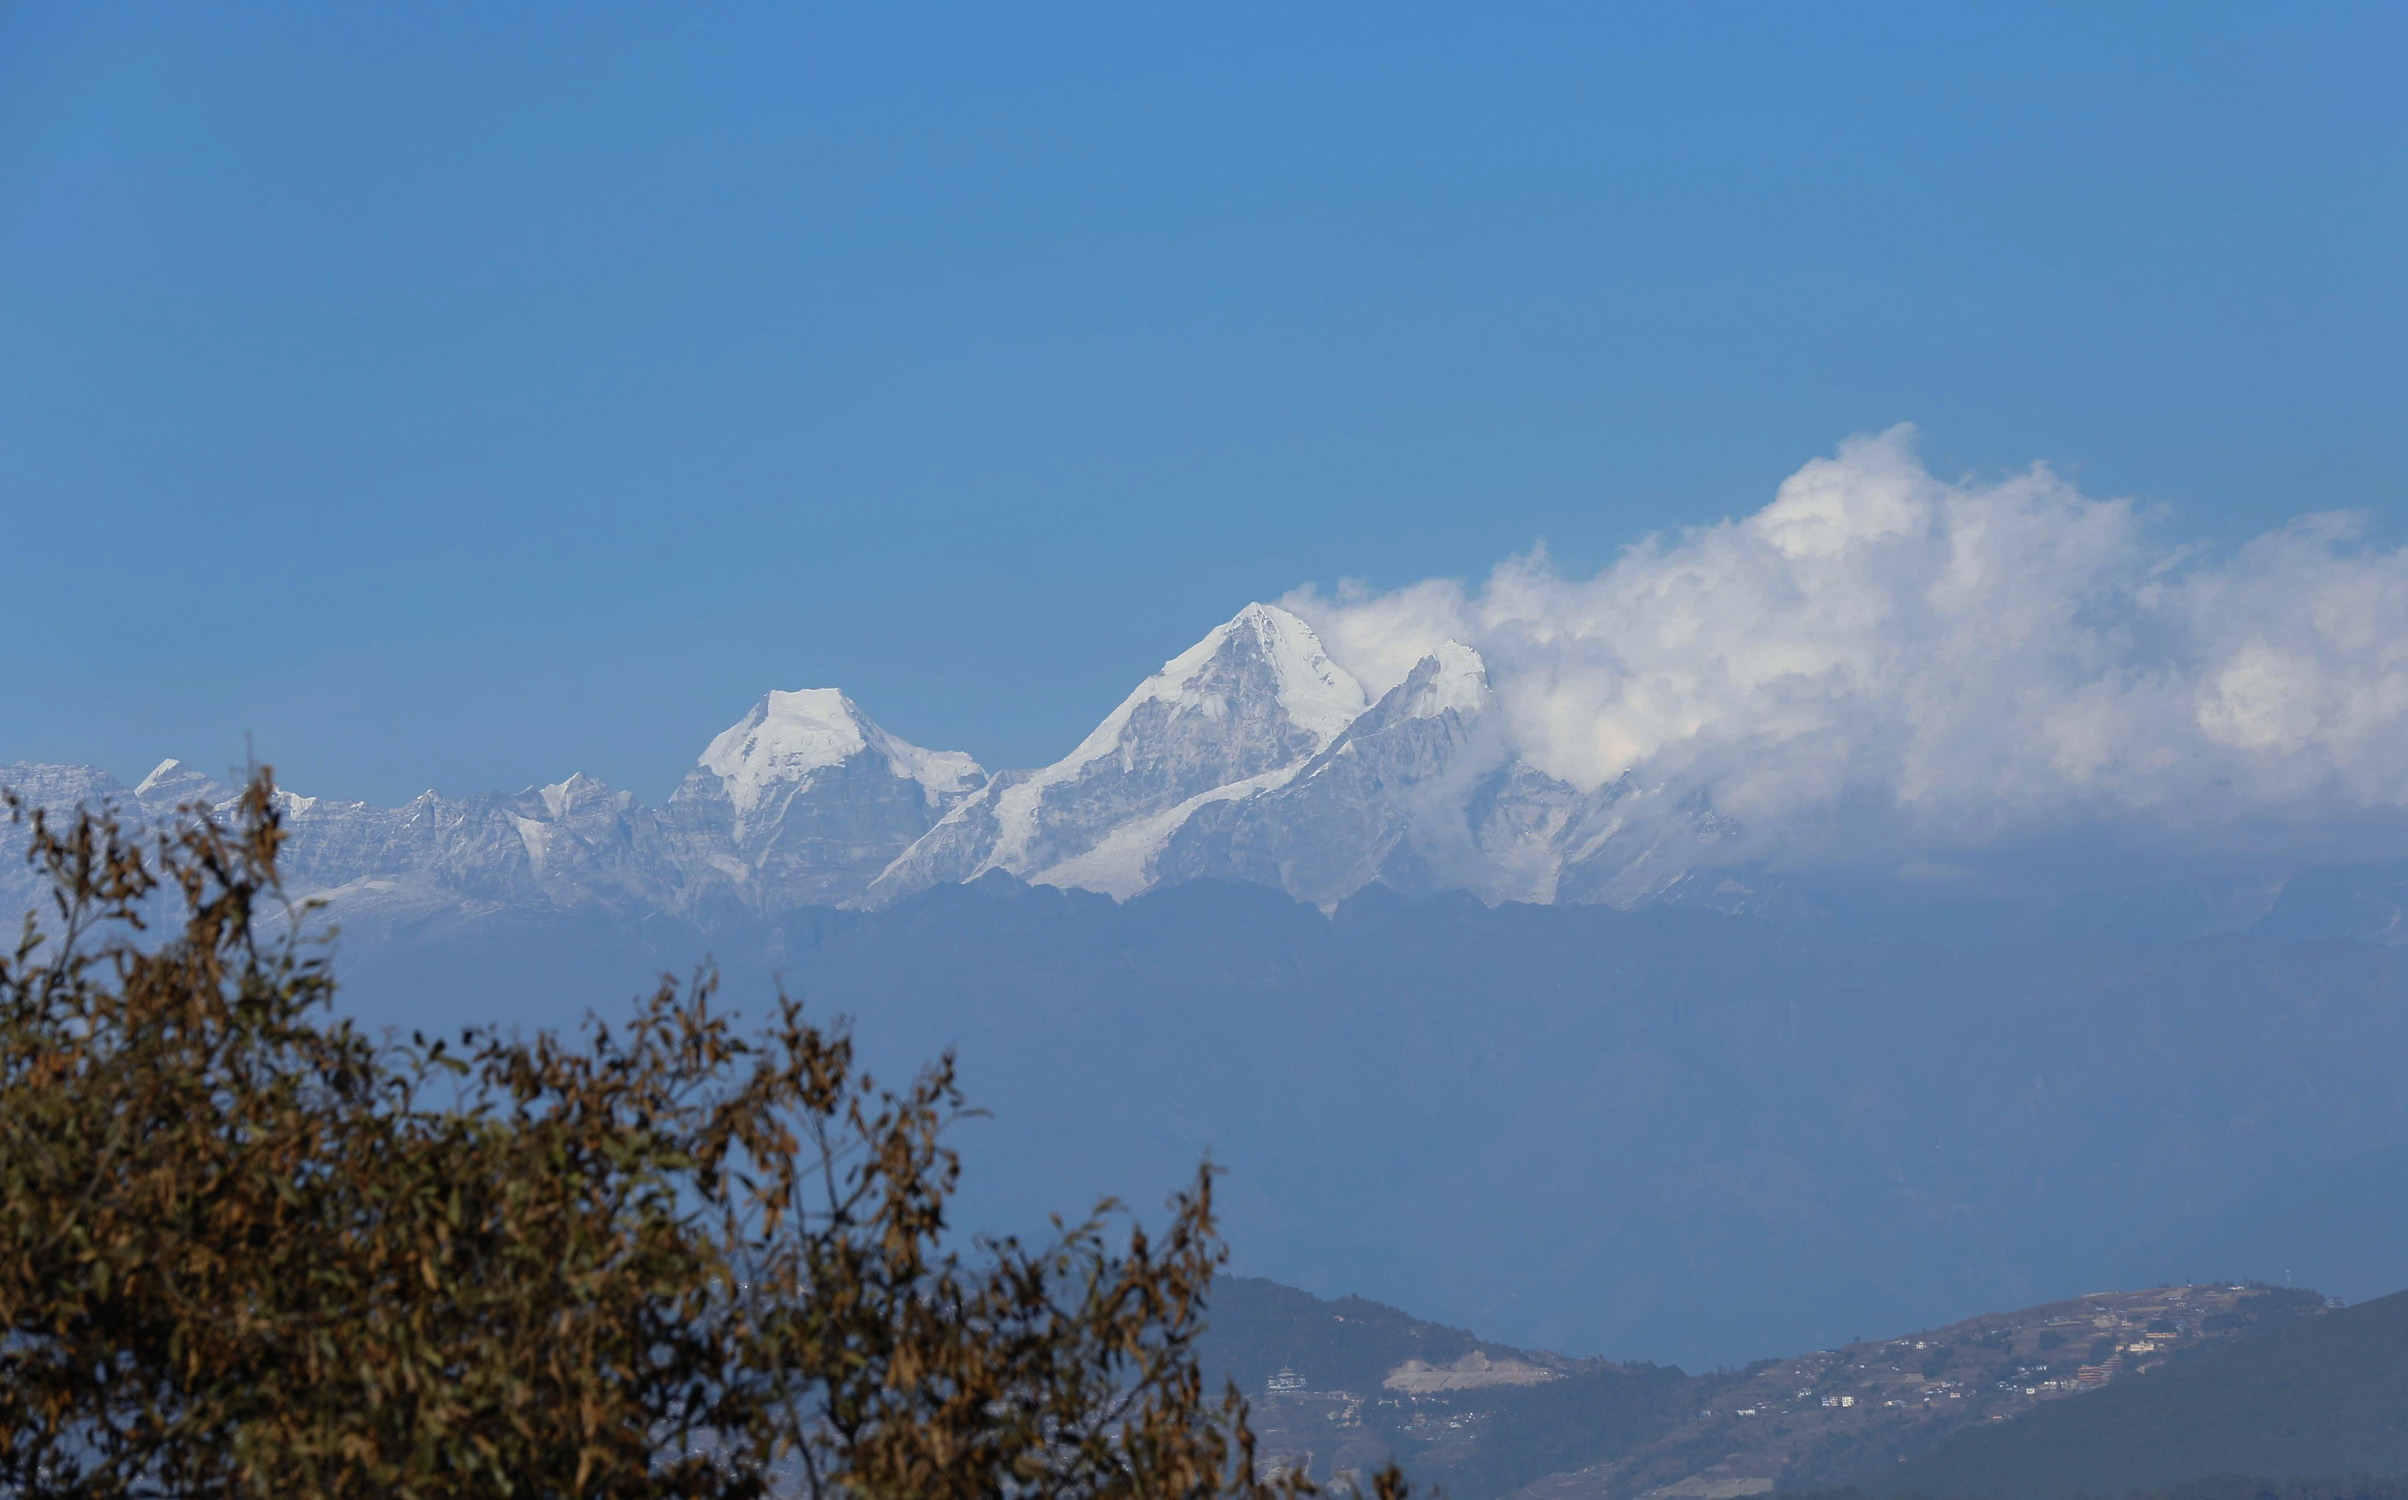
[6,7,2407,1497]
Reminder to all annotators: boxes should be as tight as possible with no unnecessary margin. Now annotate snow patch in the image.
[136,758,186,795]
[512,814,552,873]
[538,775,585,820]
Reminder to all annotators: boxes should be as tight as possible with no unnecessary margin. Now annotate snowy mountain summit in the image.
[671,688,984,908]
[865,602,1369,903]
[2,602,1744,926]
[693,688,983,820]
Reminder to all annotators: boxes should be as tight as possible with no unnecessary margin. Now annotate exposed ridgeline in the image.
[0,687,990,932]
[0,604,1805,931]
[14,602,2408,937]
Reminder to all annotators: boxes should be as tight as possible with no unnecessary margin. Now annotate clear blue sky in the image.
[4,3,2400,804]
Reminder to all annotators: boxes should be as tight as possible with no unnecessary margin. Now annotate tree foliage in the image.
[0,773,1403,1499]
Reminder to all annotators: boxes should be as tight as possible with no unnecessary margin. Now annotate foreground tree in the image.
[0,774,1401,1499]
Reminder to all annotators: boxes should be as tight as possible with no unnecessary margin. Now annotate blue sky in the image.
[3,3,2401,804]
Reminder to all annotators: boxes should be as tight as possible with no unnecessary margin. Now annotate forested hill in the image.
[1842,1288,2408,1499]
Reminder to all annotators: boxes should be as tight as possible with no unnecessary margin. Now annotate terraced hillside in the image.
[1199,1279,2338,1500]
[1840,1286,2408,1498]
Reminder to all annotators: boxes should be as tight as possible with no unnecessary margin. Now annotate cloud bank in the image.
[1286,426,2408,871]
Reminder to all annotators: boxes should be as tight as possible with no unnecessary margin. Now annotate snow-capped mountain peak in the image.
[698,689,869,815]
[1395,641,1491,720]
[1044,602,1366,783]
[534,772,622,821]
[132,758,237,814]
[657,690,989,910]
[11,607,1754,923]
[862,603,1372,903]
[695,689,982,818]
[1224,601,1369,742]
[980,602,1365,871]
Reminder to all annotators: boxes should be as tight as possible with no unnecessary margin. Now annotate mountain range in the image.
[13,602,2408,1367]
[11,601,2408,941]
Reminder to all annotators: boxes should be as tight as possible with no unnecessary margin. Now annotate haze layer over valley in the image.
[11,432,2408,1365]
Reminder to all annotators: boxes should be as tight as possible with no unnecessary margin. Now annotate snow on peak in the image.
[134,758,235,808]
[1052,603,1366,774]
[537,772,613,820]
[973,603,1367,877]
[1399,641,1491,718]
[1229,602,1371,742]
[699,689,982,817]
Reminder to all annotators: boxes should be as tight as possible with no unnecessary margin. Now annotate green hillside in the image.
[1842,1290,2408,1498]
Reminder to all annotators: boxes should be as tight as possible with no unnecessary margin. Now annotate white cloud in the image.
[1285,425,2408,868]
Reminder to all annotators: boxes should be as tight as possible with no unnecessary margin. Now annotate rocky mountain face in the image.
[7,602,2407,940]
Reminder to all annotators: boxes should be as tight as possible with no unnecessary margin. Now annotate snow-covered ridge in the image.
[697,688,983,818]
[1398,641,1489,719]
[0,603,1742,924]
[967,602,1366,880]
[27,430,2408,929]
[1037,604,1363,787]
